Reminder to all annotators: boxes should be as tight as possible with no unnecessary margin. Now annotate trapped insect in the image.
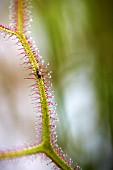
[36,68,41,78]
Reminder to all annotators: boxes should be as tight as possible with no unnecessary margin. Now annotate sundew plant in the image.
[0,0,79,170]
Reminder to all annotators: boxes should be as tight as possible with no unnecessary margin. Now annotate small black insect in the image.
[36,69,41,78]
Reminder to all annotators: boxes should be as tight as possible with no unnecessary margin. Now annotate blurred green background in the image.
[0,0,113,170]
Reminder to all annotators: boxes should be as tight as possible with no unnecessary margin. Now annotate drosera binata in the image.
[0,0,80,169]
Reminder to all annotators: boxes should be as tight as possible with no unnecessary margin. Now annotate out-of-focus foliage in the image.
[32,0,113,170]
